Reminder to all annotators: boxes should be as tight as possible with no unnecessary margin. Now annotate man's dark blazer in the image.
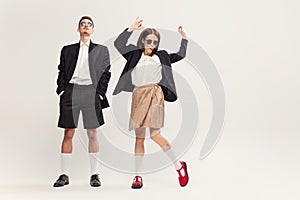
[112,28,188,102]
[56,40,111,109]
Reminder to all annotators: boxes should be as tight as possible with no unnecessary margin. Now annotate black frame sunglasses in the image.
[80,21,93,27]
[145,39,159,46]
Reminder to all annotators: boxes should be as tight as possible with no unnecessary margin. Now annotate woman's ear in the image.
[142,38,145,44]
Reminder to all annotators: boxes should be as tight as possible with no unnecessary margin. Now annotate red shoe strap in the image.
[134,176,142,183]
[177,168,186,177]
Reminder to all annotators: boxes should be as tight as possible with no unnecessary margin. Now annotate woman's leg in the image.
[135,127,146,155]
[134,127,146,173]
[131,127,146,189]
[150,127,189,187]
[149,128,181,170]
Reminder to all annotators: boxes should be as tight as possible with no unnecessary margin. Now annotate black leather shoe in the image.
[53,174,69,187]
[90,174,101,187]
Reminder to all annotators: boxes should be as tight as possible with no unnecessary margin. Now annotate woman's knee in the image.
[150,129,161,141]
[150,130,170,149]
[136,136,145,144]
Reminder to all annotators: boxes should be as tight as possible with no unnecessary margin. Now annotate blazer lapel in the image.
[69,43,80,77]
[89,40,96,53]
[155,51,166,66]
[88,41,97,86]
[128,50,142,71]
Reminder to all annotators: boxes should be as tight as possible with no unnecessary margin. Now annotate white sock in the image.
[61,153,72,175]
[164,147,182,170]
[89,152,99,175]
[135,155,144,175]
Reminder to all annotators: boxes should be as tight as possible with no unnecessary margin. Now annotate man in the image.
[53,16,111,187]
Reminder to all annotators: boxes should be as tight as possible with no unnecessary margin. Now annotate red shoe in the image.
[176,161,189,187]
[131,176,143,189]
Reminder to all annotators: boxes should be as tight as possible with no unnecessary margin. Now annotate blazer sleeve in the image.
[56,46,66,95]
[169,38,188,63]
[114,28,138,60]
[97,46,111,96]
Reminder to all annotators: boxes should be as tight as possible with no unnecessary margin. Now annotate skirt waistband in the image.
[134,83,160,90]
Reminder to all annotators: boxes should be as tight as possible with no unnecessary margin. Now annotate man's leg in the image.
[61,128,75,175]
[62,128,75,153]
[87,129,101,187]
[87,128,99,175]
[53,128,75,187]
[87,129,99,153]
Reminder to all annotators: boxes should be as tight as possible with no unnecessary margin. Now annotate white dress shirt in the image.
[69,40,93,85]
[131,54,162,87]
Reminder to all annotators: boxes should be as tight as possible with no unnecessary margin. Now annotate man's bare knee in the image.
[64,129,75,141]
[87,129,97,141]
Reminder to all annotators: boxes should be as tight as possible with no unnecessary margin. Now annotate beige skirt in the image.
[129,84,164,131]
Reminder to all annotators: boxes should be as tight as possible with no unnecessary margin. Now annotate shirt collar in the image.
[80,39,90,47]
[140,53,160,63]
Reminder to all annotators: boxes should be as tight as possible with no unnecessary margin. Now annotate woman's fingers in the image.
[135,17,143,24]
[129,17,144,31]
[178,26,186,38]
[137,20,143,26]
[133,17,144,30]
[178,26,183,33]
[135,23,143,30]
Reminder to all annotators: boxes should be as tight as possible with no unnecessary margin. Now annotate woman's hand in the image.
[178,26,187,39]
[128,17,144,32]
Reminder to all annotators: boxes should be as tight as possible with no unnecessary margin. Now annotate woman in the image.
[113,17,189,189]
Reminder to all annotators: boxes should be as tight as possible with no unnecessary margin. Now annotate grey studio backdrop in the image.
[0,0,299,199]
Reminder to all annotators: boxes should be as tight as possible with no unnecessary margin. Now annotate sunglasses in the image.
[145,39,159,46]
[80,21,93,27]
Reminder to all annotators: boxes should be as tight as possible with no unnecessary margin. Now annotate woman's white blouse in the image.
[131,54,162,87]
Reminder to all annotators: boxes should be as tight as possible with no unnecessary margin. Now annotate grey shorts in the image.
[58,84,104,129]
